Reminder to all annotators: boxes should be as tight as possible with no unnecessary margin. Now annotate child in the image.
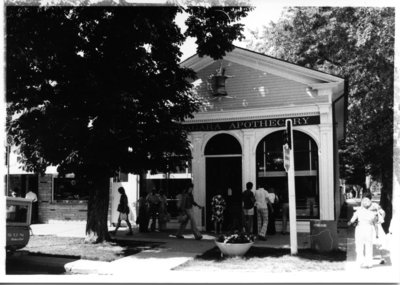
[211,190,226,235]
[348,197,378,268]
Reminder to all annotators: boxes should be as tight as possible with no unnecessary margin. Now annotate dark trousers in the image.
[149,204,159,231]
[267,204,276,235]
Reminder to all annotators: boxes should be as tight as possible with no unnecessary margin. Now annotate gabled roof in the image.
[181,46,344,101]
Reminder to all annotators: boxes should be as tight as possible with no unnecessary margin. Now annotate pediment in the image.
[181,46,344,114]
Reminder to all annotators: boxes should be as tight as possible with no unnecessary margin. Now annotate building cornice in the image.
[183,105,322,124]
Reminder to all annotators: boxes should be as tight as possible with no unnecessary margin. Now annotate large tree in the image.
[6,4,252,242]
[247,7,394,228]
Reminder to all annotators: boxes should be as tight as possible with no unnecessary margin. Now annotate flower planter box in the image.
[215,240,254,257]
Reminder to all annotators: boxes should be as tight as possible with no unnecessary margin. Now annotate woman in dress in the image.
[114,187,133,236]
[211,190,226,235]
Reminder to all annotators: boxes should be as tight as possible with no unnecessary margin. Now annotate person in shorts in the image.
[242,182,255,234]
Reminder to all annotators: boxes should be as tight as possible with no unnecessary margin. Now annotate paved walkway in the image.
[25,221,399,282]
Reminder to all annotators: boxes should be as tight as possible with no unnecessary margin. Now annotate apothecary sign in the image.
[186,115,320,132]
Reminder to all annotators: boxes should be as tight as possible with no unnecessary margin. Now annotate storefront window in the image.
[256,130,319,219]
[53,177,89,201]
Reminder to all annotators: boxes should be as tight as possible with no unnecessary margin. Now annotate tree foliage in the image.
[248,7,394,188]
[6,5,252,241]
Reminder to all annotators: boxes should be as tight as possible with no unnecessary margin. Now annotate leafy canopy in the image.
[247,7,394,186]
[6,5,252,177]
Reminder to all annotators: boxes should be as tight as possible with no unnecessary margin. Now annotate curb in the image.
[64,259,114,275]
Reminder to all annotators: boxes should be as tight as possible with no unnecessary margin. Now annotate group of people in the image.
[114,183,205,240]
[210,182,288,240]
[114,186,170,236]
[348,192,387,268]
[114,182,290,240]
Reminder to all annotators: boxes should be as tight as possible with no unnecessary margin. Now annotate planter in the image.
[215,240,254,257]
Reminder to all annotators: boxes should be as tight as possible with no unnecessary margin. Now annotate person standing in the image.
[348,197,378,268]
[175,183,203,240]
[25,190,38,223]
[267,187,278,235]
[158,190,169,232]
[146,188,161,232]
[136,193,149,232]
[114,187,133,236]
[242,182,255,234]
[280,186,289,235]
[363,192,386,263]
[254,186,271,241]
[211,190,226,235]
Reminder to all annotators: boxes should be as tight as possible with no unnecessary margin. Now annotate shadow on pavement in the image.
[196,246,346,262]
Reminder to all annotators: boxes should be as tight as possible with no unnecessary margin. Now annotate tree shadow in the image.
[197,246,346,262]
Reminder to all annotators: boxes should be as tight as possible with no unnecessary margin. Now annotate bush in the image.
[216,231,255,244]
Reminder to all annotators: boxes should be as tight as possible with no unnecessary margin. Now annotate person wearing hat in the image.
[348,197,378,268]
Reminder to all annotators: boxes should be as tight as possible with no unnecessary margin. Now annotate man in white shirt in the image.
[25,190,38,223]
[254,186,271,240]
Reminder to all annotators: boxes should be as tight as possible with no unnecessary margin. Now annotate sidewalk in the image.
[28,222,397,280]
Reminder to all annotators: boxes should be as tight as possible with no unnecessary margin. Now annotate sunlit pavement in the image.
[12,222,396,282]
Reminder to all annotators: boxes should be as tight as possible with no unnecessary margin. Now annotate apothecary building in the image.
[178,47,346,232]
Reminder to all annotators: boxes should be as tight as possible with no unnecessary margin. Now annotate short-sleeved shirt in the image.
[242,190,255,209]
[254,188,269,209]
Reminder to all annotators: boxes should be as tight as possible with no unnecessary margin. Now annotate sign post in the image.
[283,119,298,255]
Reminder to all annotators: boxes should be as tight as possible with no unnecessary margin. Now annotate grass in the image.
[174,246,347,272]
[20,235,163,262]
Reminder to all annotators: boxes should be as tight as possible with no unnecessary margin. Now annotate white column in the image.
[190,132,206,229]
[318,105,335,220]
[242,130,257,190]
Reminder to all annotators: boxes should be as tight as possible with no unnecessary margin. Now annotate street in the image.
[6,251,78,275]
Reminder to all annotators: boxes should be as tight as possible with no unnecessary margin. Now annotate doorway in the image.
[204,133,242,231]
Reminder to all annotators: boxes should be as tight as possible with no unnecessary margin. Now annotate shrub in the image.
[216,231,255,244]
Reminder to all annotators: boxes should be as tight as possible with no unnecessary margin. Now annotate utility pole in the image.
[283,119,298,255]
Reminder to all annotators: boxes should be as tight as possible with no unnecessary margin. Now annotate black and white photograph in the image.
[1,0,399,283]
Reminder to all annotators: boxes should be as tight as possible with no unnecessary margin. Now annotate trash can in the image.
[310,220,338,252]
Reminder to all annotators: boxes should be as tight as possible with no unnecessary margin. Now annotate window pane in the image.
[256,130,319,219]
[53,178,89,201]
[6,204,29,223]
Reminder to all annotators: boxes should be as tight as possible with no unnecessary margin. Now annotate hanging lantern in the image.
[208,63,232,96]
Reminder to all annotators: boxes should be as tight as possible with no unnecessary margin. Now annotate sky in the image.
[176,0,400,61]
[176,2,285,61]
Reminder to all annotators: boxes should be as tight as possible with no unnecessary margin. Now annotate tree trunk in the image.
[139,169,148,197]
[85,174,111,243]
[380,165,393,233]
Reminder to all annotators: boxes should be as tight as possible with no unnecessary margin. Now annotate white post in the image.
[285,119,298,255]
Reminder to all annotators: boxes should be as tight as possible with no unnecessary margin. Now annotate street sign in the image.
[283,143,290,172]
[7,135,13,146]
[283,120,292,149]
